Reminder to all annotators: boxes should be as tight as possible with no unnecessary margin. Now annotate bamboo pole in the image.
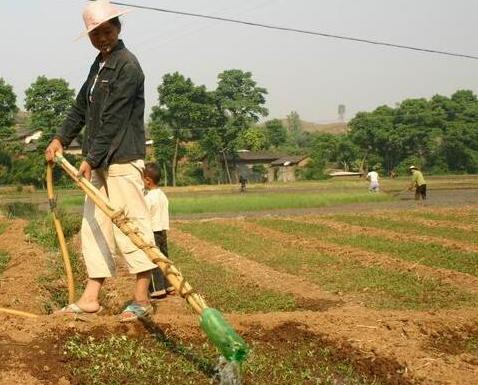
[0,307,38,319]
[53,153,208,315]
[46,163,75,304]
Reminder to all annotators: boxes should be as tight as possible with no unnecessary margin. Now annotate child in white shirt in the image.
[143,162,174,299]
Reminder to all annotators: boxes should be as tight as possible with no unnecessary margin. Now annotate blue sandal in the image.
[120,302,153,322]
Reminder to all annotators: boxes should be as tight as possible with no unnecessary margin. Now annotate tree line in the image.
[304,90,478,178]
[0,71,477,188]
[0,70,311,187]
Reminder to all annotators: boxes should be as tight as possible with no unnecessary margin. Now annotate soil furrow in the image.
[169,227,340,305]
[369,213,478,243]
[301,216,478,256]
[3,307,478,385]
[231,219,478,296]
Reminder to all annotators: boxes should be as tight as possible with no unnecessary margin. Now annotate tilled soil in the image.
[1,207,478,385]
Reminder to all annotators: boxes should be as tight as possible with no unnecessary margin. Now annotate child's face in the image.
[143,176,155,190]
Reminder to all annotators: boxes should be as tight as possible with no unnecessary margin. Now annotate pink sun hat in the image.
[76,0,131,40]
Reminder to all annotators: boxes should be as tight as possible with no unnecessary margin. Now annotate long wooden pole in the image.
[53,153,208,315]
[0,307,38,319]
[46,164,75,304]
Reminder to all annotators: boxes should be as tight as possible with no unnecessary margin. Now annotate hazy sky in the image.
[1,0,478,122]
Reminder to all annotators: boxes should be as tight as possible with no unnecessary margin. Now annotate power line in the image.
[109,1,478,61]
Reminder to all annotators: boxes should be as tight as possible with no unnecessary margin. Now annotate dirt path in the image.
[170,228,341,308]
[0,219,52,384]
[0,219,48,314]
[226,219,478,297]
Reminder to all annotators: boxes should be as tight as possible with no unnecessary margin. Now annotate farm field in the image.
[0,179,477,385]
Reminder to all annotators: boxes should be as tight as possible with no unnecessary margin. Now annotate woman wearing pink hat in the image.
[45,0,157,322]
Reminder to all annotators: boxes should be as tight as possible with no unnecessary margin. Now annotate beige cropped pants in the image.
[81,160,157,278]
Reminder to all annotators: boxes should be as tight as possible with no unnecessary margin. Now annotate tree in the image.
[264,119,287,148]
[150,72,219,186]
[349,105,399,173]
[24,76,75,150]
[237,126,267,150]
[336,136,360,171]
[0,78,18,142]
[286,111,301,133]
[348,90,478,174]
[213,69,268,183]
[149,119,175,186]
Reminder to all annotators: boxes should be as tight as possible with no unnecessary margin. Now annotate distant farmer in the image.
[408,166,427,200]
[239,175,247,192]
[45,0,156,322]
[366,168,380,192]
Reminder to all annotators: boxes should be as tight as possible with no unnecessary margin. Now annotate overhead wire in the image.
[108,1,478,60]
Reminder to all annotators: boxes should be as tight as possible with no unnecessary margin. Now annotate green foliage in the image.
[24,76,75,150]
[149,69,269,184]
[63,331,377,385]
[25,210,85,312]
[0,78,18,140]
[150,72,219,186]
[0,251,10,274]
[264,119,287,148]
[284,111,315,151]
[236,126,267,150]
[0,149,12,183]
[210,69,269,182]
[0,202,40,219]
[286,111,301,133]
[216,69,268,127]
[170,191,389,215]
[2,152,78,188]
[300,156,327,180]
[348,90,478,174]
[300,134,332,180]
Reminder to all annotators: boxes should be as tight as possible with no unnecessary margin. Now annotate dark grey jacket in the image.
[56,40,145,169]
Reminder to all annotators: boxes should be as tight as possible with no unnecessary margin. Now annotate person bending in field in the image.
[366,167,380,192]
[408,165,427,200]
[143,162,175,300]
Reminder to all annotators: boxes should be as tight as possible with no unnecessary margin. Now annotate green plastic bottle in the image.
[200,308,249,362]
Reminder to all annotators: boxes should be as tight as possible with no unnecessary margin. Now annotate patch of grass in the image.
[407,210,478,225]
[25,211,85,313]
[331,214,478,244]
[260,218,478,277]
[0,202,40,219]
[169,242,297,313]
[58,192,84,211]
[44,190,391,216]
[0,221,9,235]
[336,234,478,277]
[170,192,391,215]
[243,339,380,385]
[64,328,380,385]
[178,220,478,310]
[65,334,206,385]
[466,337,478,355]
[0,251,10,274]
[25,210,82,249]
